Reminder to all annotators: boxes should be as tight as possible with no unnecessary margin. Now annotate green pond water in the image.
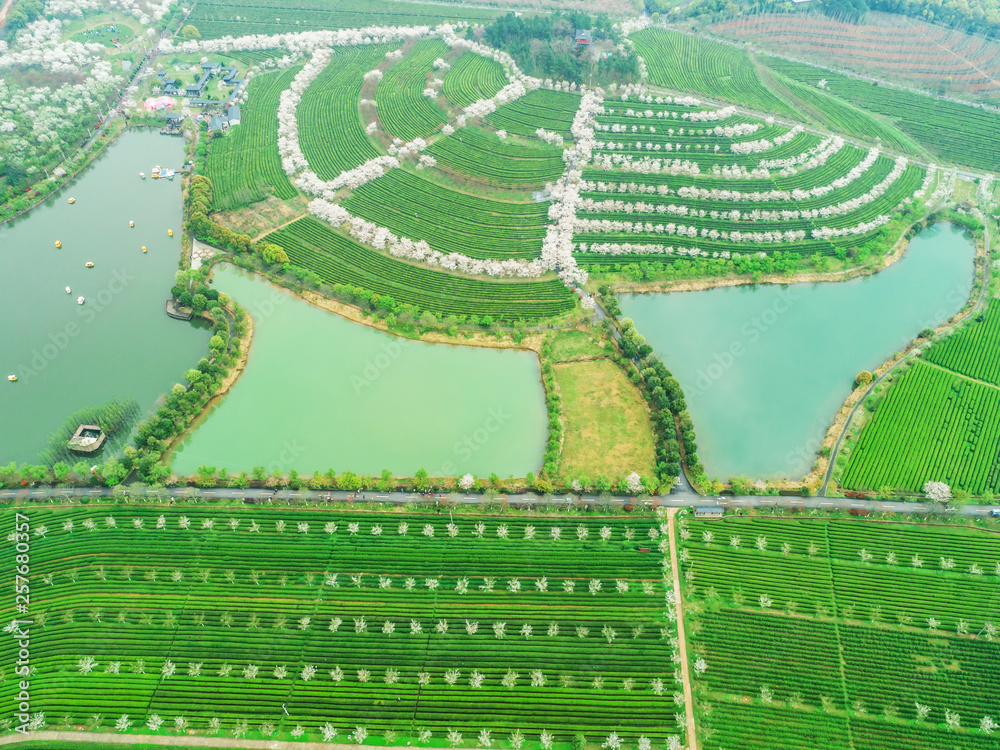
[170,265,547,477]
[0,130,210,465]
[619,222,976,480]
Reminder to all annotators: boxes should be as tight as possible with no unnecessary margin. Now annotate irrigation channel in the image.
[0,130,210,464]
[621,222,976,480]
[169,265,548,477]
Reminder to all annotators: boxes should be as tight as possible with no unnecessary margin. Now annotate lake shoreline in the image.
[816,213,991,495]
[1,130,209,464]
[620,221,979,487]
[598,208,947,296]
[169,265,549,477]
[163,261,554,478]
[0,121,128,229]
[162,304,255,473]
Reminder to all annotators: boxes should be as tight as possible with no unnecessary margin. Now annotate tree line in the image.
[481,12,640,85]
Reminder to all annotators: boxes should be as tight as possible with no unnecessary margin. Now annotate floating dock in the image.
[166,299,193,321]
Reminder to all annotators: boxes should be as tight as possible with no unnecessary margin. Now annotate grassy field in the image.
[678,514,1000,750]
[2,507,681,746]
[11,744,239,750]
[554,359,656,481]
[68,18,136,48]
[549,330,608,362]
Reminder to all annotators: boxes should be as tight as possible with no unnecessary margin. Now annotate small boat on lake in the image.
[161,168,176,180]
[129,220,134,227]
[77,296,85,305]
[7,375,17,382]
[141,246,147,253]
[65,286,71,294]
[85,261,94,268]
[167,229,173,237]
[139,172,145,179]
[151,165,161,179]
[68,198,76,204]
[54,240,62,248]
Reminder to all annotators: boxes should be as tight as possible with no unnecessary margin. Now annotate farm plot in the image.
[298,44,394,181]
[342,169,549,260]
[764,74,918,155]
[842,360,1000,494]
[761,58,1000,174]
[268,217,576,320]
[593,105,820,169]
[630,28,797,119]
[206,67,301,211]
[486,89,581,138]
[712,12,1000,102]
[574,105,926,269]
[442,52,509,109]
[677,515,1000,750]
[375,39,450,142]
[425,127,566,188]
[186,0,499,38]
[925,299,1000,385]
[0,508,680,745]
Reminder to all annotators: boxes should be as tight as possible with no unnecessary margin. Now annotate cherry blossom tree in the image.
[924,481,952,503]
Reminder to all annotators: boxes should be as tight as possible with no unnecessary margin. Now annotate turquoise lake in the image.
[620,222,976,480]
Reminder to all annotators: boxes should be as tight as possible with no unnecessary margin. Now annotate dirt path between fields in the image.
[1,730,413,749]
[250,213,308,242]
[666,508,698,750]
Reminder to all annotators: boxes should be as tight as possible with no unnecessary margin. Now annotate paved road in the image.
[4,485,998,516]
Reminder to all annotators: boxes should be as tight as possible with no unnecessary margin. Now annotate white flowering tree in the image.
[924,481,952,503]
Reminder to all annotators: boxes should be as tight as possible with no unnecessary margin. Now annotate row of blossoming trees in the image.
[3,508,688,748]
[183,14,949,297]
[676,513,1000,748]
[187,19,594,318]
[193,14,941,298]
[568,87,940,275]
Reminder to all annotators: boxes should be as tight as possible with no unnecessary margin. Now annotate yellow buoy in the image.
[167,229,174,237]
[55,241,62,248]
[142,246,147,253]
